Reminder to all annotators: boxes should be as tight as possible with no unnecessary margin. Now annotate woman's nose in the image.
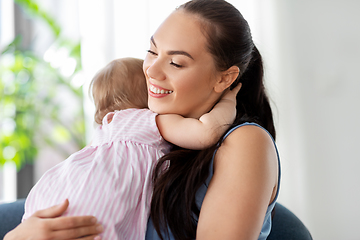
[146,59,166,81]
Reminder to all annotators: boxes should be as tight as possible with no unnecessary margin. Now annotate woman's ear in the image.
[214,66,240,93]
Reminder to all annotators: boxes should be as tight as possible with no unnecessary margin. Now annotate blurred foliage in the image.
[0,0,86,169]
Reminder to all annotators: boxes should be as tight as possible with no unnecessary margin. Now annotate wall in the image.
[271,1,360,239]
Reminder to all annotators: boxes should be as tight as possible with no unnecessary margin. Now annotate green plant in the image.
[0,0,86,169]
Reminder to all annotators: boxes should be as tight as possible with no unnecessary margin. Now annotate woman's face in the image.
[143,10,222,118]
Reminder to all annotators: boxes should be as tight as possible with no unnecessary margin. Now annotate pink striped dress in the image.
[23,108,171,240]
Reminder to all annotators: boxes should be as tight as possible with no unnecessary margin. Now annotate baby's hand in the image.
[221,83,242,103]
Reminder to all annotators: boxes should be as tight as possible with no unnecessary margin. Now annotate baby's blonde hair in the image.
[90,57,148,124]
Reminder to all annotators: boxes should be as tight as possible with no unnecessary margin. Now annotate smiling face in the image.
[143,10,223,119]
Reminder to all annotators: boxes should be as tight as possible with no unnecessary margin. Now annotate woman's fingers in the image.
[34,199,69,218]
[51,224,103,240]
[37,216,103,240]
[74,235,102,240]
[49,215,99,231]
[34,200,103,239]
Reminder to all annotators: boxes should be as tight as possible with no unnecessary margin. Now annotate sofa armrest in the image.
[0,199,25,239]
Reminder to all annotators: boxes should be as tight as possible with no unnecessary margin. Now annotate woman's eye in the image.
[147,50,157,55]
[170,61,183,68]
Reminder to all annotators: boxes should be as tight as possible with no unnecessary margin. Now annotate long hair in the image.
[150,0,275,239]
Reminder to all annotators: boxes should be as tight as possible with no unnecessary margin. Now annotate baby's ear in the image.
[214,66,240,93]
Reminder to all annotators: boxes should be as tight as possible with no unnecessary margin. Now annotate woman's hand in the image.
[4,199,103,240]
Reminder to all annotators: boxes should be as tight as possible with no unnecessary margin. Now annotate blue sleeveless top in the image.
[145,122,281,240]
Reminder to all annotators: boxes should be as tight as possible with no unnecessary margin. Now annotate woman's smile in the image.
[148,82,173,98]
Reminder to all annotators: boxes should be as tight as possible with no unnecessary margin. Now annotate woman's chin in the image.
[148,103,167,114]
[148,104,181,116]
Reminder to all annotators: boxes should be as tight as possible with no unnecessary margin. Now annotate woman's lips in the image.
[148,83,173,98]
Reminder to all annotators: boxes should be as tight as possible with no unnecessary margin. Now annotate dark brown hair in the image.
[89,57,148,124]
[150,0,275,239]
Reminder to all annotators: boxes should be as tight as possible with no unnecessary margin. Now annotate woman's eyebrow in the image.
[167,50,194,60]
[150,36,194,60]
[150,36,157,47]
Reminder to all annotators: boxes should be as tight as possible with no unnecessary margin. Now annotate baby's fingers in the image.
[231,82,242,94]
[222,83,242,101]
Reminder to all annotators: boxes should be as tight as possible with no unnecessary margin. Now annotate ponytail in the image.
[233,46,276,140]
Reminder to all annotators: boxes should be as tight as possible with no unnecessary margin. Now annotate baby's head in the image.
[90,57,148,124]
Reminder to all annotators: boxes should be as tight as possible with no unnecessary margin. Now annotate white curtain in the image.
[0,0,17,203]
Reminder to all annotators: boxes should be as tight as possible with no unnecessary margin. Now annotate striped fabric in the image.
[23,108,171,240]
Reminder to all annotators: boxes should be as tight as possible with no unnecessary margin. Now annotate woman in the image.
[4,0,280,239]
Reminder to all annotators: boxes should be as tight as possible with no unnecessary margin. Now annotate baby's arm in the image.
[156,84,241,150]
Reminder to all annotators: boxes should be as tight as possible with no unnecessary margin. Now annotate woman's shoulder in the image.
[219,123,276,155]
[214,122,278,186]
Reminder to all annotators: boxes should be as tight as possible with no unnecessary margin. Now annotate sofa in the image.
[0,199,312,239]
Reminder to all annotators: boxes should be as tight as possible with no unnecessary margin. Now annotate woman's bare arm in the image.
[196,125,278,240]
[4,199,103,240]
